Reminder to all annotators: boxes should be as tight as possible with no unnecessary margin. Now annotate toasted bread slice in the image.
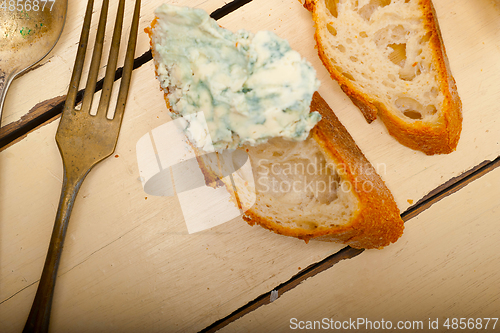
[304,0,462,155]
[221,92,404,249]
[147,14,404,249]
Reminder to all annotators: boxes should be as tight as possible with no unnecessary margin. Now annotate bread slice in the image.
[220,92,404,249]
[304,0,462,155]
[147,15,404,249]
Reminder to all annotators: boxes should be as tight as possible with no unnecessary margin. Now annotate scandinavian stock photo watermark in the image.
[135,113,387,234]
[254,157,387,198]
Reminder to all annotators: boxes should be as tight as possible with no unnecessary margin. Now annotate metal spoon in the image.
[0,0,67,125]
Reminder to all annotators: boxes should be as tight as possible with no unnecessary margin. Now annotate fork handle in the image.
[23,170,88,333]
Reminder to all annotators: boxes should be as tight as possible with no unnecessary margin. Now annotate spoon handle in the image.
[0,69,14,125]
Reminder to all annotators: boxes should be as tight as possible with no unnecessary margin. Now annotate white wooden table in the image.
[1,0,499,332]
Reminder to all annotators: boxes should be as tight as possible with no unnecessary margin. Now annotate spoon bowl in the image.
[0,1,67,124]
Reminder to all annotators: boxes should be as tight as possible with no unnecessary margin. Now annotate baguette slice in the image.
[147,17,404,249]
[304,0,462,155]
[220,92,404,249]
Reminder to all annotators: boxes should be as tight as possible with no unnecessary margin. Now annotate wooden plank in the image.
[220,165,500,332]
[0,61,347,333]
[203,156,500,332]
[202,246,366,333]
[401,155,500,221]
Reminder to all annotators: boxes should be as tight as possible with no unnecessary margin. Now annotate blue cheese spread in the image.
[151,4,321,151]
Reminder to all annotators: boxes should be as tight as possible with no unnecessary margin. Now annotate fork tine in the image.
[80,0,110,114]
[96,0,125,118]
[113,0,141,124]
[64,0,94,111]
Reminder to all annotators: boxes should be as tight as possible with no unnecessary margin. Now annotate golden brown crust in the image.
[243,92,404,249]
[311,92,404,248]
[305,0,381,124]
[302,0,316,12]
[376,0,462,155]
[305,0,462,155]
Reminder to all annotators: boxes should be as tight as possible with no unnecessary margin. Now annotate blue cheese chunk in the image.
[151,4,321,151]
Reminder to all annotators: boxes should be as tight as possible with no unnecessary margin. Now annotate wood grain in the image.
[1,0,499,332]
[0,61,347,333]
[0,95,64,151]
[202,246,365,333]
[201,155,500,332]
[220,165,500,332]
[0,50,153,151]
[402,155,500,221]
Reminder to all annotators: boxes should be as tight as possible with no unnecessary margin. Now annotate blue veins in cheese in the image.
[151,4,321,151]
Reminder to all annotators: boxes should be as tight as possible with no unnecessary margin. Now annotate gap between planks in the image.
[0,0,499,331]
[200,155,500,333]
[0,51,153,151]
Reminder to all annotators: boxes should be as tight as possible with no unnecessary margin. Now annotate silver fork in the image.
[23,0,140,332]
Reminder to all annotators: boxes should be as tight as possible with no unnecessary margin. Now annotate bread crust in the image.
[304,0,462,155]
[243,92,404,249]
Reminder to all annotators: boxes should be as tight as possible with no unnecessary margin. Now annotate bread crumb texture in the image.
[305,0,462,155]
[232,93,404,249]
